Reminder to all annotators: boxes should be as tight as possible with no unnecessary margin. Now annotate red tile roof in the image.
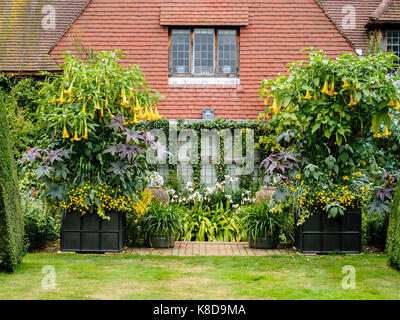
[0,0,90,73]
[318,0,383,53]
[160,1,249,26]
[369,0,400,24]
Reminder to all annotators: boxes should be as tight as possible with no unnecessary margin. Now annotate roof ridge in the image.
[371,0,393,19]
[48,0,93,55]
[314,0,356,51]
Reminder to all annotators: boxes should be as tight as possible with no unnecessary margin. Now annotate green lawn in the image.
[1,253,399,300]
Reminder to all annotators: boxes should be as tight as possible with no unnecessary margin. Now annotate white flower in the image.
[148,171,164,187]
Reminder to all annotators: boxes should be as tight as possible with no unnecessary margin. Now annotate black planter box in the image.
[60,212,126,253]
[295,210,361,254]
[248,235,279,249]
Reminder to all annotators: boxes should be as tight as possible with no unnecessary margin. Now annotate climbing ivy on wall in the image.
[137,118,269,189]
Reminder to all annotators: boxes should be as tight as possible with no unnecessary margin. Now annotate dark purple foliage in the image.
[106,115,126,132]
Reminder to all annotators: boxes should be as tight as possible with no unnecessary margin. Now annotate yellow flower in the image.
[153,105,162,120]
[321,80,330,95]
[356,171,362,177]
[383,125,391,136]
[121,89,129,106]
[394,100,400,110]
[304,90,312,99]
[62,125,69,139]
[342,81,351,88]
[130,112,140,124]
[64,83,73,95]
[83,126,88,140]
[296,173,301,179]
[328,82,338,96]
[56,91,66,104]
[347,94,357,107]
[343,176,349,181]
[374,132,383,138]
[387,98,395,107]
[70,129,81,142]
[271,96,279,113]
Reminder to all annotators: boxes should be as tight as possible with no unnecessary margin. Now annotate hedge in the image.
[387,184,400,270]
[0,101,25,272]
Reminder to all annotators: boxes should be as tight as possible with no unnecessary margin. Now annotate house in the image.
[1,1,400,120]
[1,0,399,187]
[320,0,400,58]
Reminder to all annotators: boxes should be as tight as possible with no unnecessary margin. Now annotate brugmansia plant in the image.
[259,49,400,219]
[259,48,400,176]
[23,50,165,219]
[37,49,164,142]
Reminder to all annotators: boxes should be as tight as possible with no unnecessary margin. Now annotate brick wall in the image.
[51,0,354,120]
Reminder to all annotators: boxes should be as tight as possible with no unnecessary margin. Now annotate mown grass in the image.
[0,253,399,300]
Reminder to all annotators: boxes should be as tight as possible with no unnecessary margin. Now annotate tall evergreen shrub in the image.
[387,185,400,270]
[0,100,25,272]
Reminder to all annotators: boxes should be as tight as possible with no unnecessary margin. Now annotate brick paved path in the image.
[123,241,294,256]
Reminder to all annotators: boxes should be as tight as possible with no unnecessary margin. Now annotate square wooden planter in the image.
[295,210,361,254]
[60,211,126,253]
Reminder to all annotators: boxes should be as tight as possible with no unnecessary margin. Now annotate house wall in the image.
[50,0,354,120]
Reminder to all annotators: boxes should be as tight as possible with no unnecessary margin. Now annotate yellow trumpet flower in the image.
[83,126,88,140]
[304,90,312,99]
[62,125,69,139]
[131,113,140,124]
[387,98,395,107]
[148,106,157,120]
[383,126,391,136]
[348,94,357,107]
[56,91,66,104]
[121,89,129,106]
[264,98,269,106]
[154,105,162,120]
[328,83,338,95]
[70,129,81,142]
[394,100,400,110]
[374,132,383,138]
[136,108,145,120]
[321,80,330,95]
[342,81,351,88]
[64,83,73,95]
[271,96,279,113]
[143,105,151,120]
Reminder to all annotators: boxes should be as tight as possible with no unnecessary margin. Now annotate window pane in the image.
[194,29,214,74]
[218,30,236,73]
[201,164,217,186]
[387,31,400,66]
[172,30,190,73]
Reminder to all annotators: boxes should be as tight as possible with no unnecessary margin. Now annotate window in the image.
[169,28,239,76]
[177,164,194,184]
[386,31,400,65]
[201,164,217,186]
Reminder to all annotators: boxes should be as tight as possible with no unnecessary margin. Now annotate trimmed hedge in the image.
[387,184,400,270]
[0,101,25,272]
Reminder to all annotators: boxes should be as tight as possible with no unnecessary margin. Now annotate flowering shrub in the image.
[22,50,165,219]
[259,49,400,220]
